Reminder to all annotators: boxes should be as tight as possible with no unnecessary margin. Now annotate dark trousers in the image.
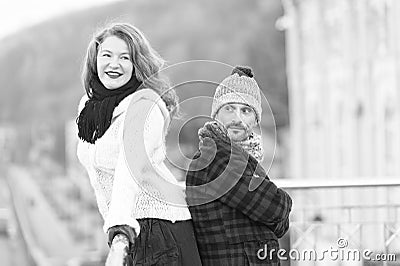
[127,219,202,266]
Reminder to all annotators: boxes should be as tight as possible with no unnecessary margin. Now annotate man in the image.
[186,66,292,265]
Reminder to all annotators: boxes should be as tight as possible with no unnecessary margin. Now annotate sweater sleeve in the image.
[105,94,185,236]
[123,97,187,206]
[123,98,166,180]
[102,98,153,236]
[103,135,141,236]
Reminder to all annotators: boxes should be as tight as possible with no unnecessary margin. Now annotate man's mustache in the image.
[226,122,249,131]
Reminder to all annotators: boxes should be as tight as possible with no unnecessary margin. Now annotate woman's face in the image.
[96,35,134,90]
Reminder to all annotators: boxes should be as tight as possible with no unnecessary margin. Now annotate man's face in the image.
[215,103,257,142]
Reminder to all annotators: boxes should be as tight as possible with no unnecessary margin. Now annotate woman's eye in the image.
[121,56,130,60]
[101,53,111,57]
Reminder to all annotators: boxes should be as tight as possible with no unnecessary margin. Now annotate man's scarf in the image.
[187,121,267,206]
[198,121,264,163]
[77,75,142,144]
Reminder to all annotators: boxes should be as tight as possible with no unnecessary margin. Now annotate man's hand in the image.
[105,234,130,266]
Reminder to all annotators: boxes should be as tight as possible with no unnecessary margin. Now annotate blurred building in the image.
[281,0,400,263]
[282,0,400,180]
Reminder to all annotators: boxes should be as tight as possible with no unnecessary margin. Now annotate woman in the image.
[76,22,201,265]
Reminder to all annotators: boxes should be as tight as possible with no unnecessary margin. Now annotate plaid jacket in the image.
[186,127,292,264]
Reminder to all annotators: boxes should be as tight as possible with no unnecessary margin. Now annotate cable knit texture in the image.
[77,89,191,236]
[211,68,262,122]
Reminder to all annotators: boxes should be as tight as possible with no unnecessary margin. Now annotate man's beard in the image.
[226,121,251,141]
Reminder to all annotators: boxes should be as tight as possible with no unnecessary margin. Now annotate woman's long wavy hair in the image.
[82,22,179,116]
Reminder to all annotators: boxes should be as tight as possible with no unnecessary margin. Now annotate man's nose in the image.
[231,109,243,123]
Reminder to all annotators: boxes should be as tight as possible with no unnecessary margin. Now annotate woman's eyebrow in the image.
[98,49,129,54]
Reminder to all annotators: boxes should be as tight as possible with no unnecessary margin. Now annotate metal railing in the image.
[276,177,400,266]
[276,177,400,190]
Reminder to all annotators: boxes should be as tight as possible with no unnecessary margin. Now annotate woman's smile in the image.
[105,71,123,79]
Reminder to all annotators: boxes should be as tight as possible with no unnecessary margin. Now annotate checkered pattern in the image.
[185,129,292,265]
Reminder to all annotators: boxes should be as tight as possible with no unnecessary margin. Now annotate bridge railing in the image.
[275,177,400,266]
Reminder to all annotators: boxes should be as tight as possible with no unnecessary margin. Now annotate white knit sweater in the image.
[77,89,191,236]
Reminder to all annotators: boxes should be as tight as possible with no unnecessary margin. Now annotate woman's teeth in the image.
[106,72,122,78]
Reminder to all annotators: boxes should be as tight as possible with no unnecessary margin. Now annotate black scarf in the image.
[77,75,142,144]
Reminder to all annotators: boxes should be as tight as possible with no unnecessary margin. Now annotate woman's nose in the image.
[108,56,120,68]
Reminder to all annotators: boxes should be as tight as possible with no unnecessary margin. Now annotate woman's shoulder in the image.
[123,88,169,116]
[132,88,163,104]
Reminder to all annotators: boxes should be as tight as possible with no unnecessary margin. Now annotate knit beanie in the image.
[211,66,262,122]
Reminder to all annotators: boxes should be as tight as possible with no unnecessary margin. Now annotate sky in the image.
[0,0,121,39]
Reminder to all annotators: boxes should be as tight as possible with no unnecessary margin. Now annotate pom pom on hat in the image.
[211,65,262,122]
[231,66,254,78]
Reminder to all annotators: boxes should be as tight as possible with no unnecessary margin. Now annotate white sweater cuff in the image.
[103,218,141,236]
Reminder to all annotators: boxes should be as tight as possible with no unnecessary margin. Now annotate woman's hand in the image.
[105,234,130,266]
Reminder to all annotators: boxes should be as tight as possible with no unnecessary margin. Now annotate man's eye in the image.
[242,108,251,113]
